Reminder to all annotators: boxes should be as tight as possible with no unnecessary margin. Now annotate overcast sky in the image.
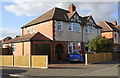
[0,0,119,40]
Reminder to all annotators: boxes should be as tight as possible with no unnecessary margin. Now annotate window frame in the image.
[68,22,81,32]
[68,42,81,54]
[12,44,16,52]
[68,23,73,31]
[57,21,63,31]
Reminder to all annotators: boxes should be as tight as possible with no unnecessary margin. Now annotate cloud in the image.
[77,2,118,23]
[0,28,21,40]
[4,1,118,23]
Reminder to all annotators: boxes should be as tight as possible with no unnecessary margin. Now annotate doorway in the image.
[55,44,63,60]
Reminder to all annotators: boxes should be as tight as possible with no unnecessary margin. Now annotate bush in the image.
[88,37,112,52]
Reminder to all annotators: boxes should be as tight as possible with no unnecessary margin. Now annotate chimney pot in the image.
[68,4,76,13]
[112,21,117,26]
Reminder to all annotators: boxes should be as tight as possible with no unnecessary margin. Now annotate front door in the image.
[55,44,63,60]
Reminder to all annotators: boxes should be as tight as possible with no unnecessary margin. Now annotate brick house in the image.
[2,4,102,62]
[98,21,120,52]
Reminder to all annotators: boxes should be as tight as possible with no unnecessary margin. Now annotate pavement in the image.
[0,61,120,78]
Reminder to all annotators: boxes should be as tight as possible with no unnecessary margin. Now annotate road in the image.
[1,61,120,78]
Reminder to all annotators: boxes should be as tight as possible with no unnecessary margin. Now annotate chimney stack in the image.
[112,21,117,26]
[68,4,76,13]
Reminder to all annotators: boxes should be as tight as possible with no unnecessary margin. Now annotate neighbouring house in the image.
[2,4,102,62]
[98,21,120,52]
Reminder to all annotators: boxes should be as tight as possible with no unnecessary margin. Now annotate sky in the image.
[0,0,119,40]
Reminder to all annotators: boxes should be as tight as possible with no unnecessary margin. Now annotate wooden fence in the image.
[0,55,48,69]
[0,55,13,66]
[87,52,112,63]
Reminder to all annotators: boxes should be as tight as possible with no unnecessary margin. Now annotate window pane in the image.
[57,21,61,24]
[68,26,72,30]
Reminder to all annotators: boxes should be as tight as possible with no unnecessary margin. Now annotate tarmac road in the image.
[1,61,120,78]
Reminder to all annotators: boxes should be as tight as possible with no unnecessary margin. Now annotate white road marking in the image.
[79,65,117,76]
[9,74,25,77]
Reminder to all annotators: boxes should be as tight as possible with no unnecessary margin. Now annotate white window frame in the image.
[97,29,101,36]
[68,23,81,32]
[68,23,73,31]
[76,23,81,32]
[89,26,93,32]
[12,44,16,52]
[73,23,76,31]
[57,21,63,31]
[5,45,8,48]
[68,42,81,54]
[32,26,34,33]
[85,26,89,33]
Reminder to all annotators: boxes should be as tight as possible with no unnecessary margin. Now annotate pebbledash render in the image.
[2,4,102,62]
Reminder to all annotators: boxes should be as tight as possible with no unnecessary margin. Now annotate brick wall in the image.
[51,41,68,61]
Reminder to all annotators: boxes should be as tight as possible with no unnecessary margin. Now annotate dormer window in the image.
[57,21,63,31]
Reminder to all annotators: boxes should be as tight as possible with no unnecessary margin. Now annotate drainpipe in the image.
[81,25,84,52]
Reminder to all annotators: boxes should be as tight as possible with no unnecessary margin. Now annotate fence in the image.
[0,55,48,69]
[87,52,112,63]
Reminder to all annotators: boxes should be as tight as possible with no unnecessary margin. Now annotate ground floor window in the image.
[12,44,16,52]
[68,42,81,54]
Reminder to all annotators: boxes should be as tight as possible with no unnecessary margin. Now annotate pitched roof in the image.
[3,32,51,44]
[21,6,101,29]
[115,26,120,30]
[22,7,69,28]
[98,21,119,32]
[105,21,119,32]
[82,16,102,29]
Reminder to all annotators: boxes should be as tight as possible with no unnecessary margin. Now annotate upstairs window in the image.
[32,26,34,33]
[57,21,63,31]
[76,23,81,32]
[85,26,89,33]
[68,23,73,31]
[68,23,81,32]
[85,26,93,33]
[97,29,101,36]
[89,26,93,32]
[27,28,30,34]
[73,23,76,31]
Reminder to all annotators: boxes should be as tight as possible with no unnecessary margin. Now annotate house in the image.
[2,4,102,62]
[98,21,120,52]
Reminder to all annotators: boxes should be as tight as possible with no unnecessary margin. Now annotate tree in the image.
[88,37,112,52]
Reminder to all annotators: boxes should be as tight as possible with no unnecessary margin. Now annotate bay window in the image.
[68,22,81,32]
[85,26,93,33]
[68,42,81,54]
[68,23,73,31]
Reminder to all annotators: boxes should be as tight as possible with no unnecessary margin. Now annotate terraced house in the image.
[98,21,120,52]
[2,4,102,62]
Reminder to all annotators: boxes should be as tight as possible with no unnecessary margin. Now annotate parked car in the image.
[69,49,83,63]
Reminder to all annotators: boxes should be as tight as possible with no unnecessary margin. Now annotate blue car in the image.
[69,49,83,62]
